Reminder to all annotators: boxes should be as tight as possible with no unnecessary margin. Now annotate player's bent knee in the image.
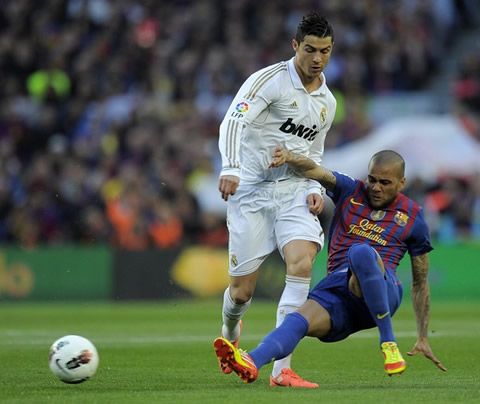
[348,243,379,276]
[284,240,317,277]
[349,243,373,259]
[229,272,258,303]
[232,295,252,305]
[286,255,314,278]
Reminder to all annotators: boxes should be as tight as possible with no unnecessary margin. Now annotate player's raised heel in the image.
[381,341,407,375]
[213,337,258,383]
[218,320,242,374]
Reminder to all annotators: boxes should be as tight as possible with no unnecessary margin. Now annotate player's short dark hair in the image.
[370,150,405,177]
[296,12,334,43]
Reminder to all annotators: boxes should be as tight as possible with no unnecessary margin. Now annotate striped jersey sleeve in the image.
[218,62,287,177]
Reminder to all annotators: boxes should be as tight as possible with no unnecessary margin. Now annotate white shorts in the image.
[226,178,324,276]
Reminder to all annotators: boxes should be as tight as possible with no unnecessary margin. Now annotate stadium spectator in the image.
[148,197,184,249]
[452,47,480,141]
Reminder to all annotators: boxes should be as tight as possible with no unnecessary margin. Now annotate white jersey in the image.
[218,56,336,195]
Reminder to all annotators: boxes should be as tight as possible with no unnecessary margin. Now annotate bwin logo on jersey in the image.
[279,118,319,141]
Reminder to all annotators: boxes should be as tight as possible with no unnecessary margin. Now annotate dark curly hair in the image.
[295,12,334,43]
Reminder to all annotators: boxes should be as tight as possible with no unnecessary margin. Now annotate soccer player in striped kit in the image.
[217,12,336,387]
[214,147,447,384]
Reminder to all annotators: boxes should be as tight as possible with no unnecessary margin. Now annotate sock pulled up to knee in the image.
[276,275,311,327]
[249,312,309,369]
[272,275,311,375]
[348,243,395,344]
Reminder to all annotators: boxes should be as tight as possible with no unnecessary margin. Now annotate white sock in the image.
[221,286,251,342]
[272,275,311,377]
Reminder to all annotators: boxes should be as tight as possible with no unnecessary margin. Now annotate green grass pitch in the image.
[1,299,479,403]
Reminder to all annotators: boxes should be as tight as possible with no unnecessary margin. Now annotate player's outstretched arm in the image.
[269,147,336,191]
[408,253,447,371]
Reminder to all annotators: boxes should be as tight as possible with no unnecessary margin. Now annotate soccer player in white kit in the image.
[217,12,337,388]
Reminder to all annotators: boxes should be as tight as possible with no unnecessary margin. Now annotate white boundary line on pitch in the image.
[0,329,478,345]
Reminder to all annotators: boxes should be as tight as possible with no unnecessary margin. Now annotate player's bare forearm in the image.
[270,147,336,191]
[288,152,336,191]
[410,253,430,339]
[408,253,447,371]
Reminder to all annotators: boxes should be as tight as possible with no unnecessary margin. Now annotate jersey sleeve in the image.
[407,207,434,256]
[218,66,282,177]
[327,171,360,204]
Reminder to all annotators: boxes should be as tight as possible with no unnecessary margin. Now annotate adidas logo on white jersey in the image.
[289,101,298,109]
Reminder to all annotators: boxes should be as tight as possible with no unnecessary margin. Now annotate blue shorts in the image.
[308,269,403,343]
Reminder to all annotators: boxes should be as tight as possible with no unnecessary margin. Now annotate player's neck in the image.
[303,76,322,93]
[295,64,323,93]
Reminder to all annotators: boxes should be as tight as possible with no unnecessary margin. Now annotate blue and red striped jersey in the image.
[326,172,433,276]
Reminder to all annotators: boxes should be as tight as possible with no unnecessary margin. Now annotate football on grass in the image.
[48,335,99,383]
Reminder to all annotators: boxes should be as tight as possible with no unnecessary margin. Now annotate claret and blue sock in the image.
[348,243,395,344]
[248,312,309,369]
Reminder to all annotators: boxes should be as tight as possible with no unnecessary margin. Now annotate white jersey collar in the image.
[288,56,327,95]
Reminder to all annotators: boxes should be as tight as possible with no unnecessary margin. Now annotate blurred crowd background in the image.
[1,0,480,250]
